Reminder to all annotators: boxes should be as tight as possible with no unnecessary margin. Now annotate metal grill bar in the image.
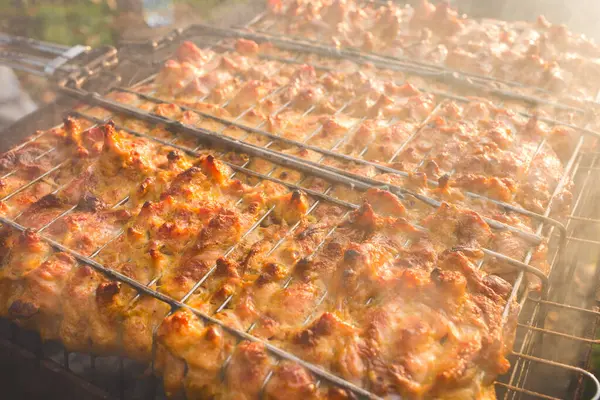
[566,236,600,245]
[548,146,598,288]
[532,299,600,315]
[517,323,600,344]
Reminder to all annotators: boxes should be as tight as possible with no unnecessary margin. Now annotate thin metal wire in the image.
[1,146,57,180]
[0,117,111,217]
[0,160,70,203]
[516,323,600,344]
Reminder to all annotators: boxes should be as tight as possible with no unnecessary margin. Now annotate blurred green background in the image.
[0,0,226,47]
[0,0,222,103]
[1,0,118,46]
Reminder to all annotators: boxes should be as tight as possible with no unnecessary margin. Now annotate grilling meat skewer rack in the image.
[2,4,600,400]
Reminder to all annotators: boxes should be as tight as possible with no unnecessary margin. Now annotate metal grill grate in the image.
[86,26,600,399]
[1,5,600,400]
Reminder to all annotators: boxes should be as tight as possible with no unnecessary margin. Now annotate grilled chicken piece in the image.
[221,341,274,400]
[0,230,54,323]
[360,249,516,398]
[282,312,365,384]
[156,310,240,398]
[264,362,320,400]
[422,202,493,250]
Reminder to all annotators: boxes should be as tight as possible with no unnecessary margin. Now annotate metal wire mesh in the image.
[2,7,600,400]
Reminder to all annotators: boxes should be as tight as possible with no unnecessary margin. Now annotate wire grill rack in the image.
[1,11,600,400]
[93,25,600,400]
[243,1,600,108]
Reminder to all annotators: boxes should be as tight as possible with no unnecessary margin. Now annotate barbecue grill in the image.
[1,1,600,399]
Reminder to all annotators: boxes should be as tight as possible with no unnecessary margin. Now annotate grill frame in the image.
[70,26,600,399]
[1,4,600,400]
